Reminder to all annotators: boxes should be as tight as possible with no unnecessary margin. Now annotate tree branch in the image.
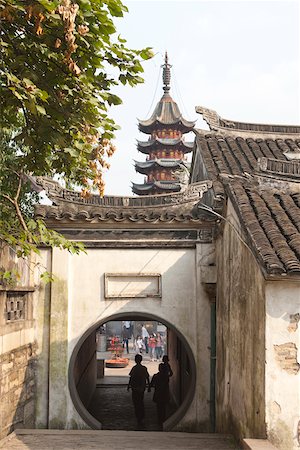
[15,172,22,202]
[0,193,15,205]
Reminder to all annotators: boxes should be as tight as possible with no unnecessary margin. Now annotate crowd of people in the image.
[132,324,165,361]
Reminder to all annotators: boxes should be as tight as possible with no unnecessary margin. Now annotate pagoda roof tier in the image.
[138,93,196,134]
[137,137,194,154]
[132,180,182,195]
[134,159,185,174]
[134,158,185,174]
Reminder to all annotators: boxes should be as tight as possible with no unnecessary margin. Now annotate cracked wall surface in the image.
[266,282,300,450]
[274,343,300,375]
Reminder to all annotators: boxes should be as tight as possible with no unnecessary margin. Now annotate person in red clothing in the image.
[148,334,156,361]
[155,333,163,361]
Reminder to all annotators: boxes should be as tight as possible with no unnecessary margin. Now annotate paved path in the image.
[91,355,174,431]
[89,383,176,431]
[0,430,240,450]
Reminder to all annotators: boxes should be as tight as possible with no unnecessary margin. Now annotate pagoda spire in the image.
[133,54,196,196]
[162,51,172,94]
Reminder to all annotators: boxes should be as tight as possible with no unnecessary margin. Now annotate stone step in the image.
[242,439,279,450]
[0,429,240,450]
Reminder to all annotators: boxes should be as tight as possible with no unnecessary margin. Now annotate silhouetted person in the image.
[127,354,150,428]
[150,363,169,430]
[162,354,173,379]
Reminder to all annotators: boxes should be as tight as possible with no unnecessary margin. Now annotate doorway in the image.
[69,313,196,431]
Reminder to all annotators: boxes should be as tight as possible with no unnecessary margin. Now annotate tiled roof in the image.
[36,202,201,223]
[33,177,212,224]
[33,177,213,224]
[138,94,195,133]
[227,180,300,275]
[195,132,300,178]
[193,106,300,277]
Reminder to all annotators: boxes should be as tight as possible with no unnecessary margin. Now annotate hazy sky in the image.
[103,0,300,196]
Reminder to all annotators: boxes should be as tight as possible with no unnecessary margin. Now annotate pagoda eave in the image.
[137,145,193,156]
[134,159,185,174]
[137,138,194,151]
[138,120,195,135]
[132,181,181,196]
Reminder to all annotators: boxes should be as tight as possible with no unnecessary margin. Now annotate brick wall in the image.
[0,343,37,439]
[0,243,37,439]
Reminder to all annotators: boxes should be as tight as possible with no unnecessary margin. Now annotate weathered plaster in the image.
[48,248,70,429]
[34,249,51,428]
[216,200,266,440]
[265,281,300,450]
[195,243,215,430]
[43,246,213,431]
[287,314,300,333]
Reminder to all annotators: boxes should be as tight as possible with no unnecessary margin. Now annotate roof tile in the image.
[228,181,300,275]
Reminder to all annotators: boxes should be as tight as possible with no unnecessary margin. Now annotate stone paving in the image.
[0,429,240,450]
[89,352,172,430]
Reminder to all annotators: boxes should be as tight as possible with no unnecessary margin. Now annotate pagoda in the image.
[132,53,196,195]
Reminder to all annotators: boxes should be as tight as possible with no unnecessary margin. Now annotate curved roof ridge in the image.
[196,105,300,135]
[31,176,212,207]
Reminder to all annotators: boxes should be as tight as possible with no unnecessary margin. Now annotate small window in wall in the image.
[5,292,26,322]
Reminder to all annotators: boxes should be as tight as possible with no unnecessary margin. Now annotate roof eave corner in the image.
[195,105,221,131]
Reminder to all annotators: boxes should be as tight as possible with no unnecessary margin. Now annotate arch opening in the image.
[68,312,196,431]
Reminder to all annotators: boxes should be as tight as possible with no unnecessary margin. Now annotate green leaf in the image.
[9,88,23,100]
[0,0,153,273]
[40,271,55,284]
[36,105,47,115]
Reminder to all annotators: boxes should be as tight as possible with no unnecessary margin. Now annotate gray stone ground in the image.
[88,384,167,431]
[89,351,172,430]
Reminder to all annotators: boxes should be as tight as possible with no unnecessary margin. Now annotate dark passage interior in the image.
[69,314,195,431]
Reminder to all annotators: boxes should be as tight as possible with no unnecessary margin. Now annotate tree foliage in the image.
[0,0,152,269]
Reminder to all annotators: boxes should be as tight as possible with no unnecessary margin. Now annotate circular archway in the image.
[68,311,196,430]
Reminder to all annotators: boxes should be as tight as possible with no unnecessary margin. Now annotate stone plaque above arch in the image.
[104,273,162,299]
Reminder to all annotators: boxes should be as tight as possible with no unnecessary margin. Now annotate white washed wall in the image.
[266,281,300,450]
[38,245,213,430]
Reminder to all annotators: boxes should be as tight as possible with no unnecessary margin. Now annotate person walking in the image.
[150,363,169,430]
[141,324,149,353]
[136,335,143,354]
[148,334,156,361]
[127,354,151,429]
[155,333,163,360]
